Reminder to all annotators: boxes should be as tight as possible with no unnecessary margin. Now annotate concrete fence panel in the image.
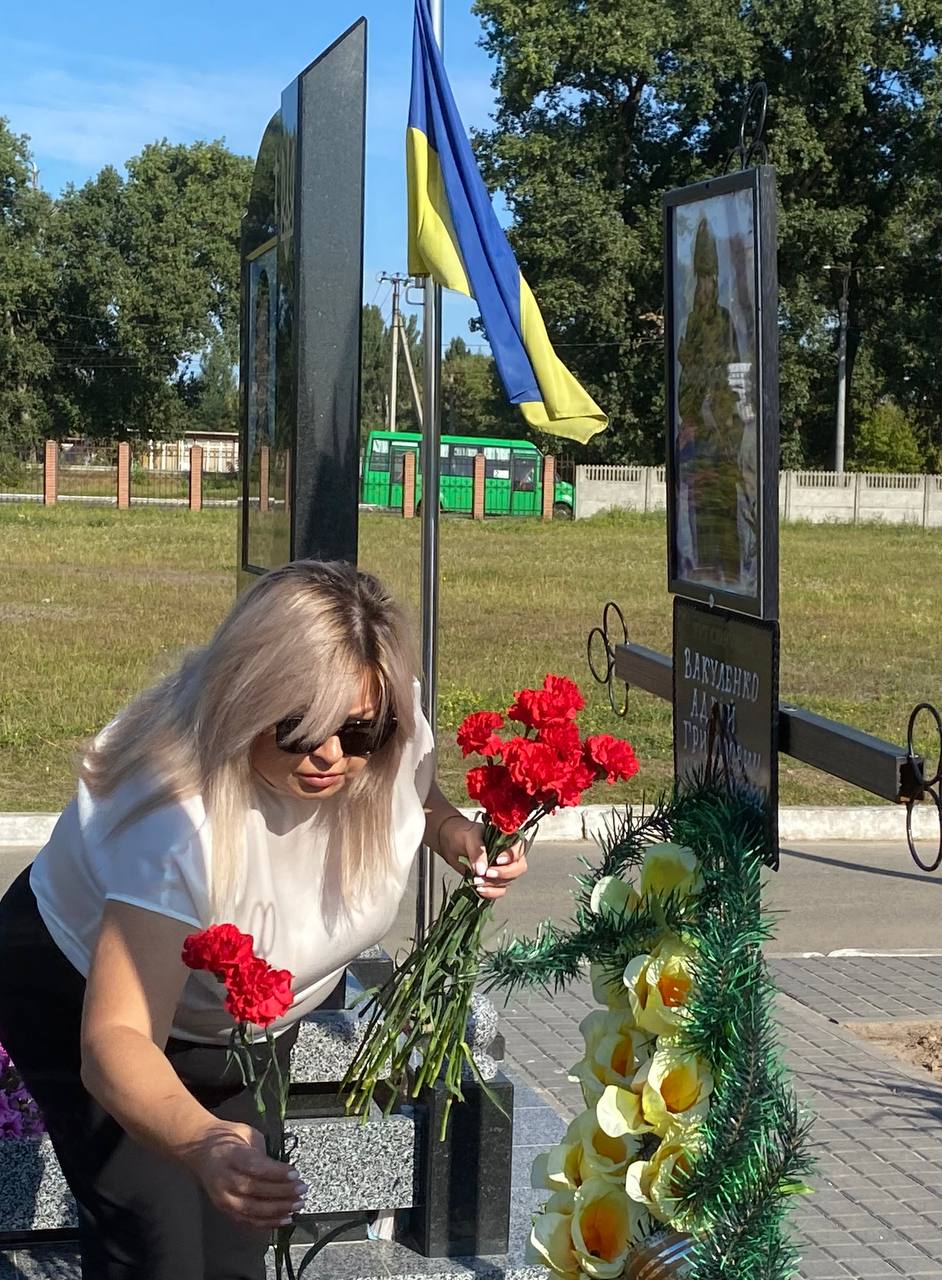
[575,466,942,527]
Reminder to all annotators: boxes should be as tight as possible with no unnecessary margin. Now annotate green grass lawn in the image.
[0,502,939,812]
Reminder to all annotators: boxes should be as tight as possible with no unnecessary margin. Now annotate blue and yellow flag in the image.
[407,0,607,445]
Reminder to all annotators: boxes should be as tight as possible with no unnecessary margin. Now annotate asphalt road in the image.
[2,838,938,959]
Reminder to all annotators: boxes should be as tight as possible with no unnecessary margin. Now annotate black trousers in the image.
[0,866,297,1280]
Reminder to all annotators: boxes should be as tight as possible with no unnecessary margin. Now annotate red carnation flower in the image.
[584,734,640,785]
[508,674,586,731]
[486,781,535,835]
[541,674,585,720]
[182,924,254,979]
[548,759,598,808]
[456,710,505,758]
[538,720,583,765]
[224,955,294,1028]
[506,687,552,730]
[466,763,534,835]
[503,737,563,797]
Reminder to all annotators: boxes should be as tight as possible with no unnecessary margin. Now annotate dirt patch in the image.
[850,1020,942,1080]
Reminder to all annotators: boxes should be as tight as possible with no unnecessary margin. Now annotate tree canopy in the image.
[472,0,942,467]
[0,123,252,452]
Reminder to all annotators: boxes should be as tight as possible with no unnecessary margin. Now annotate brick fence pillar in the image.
[117,442,131,509]
[259,445,270,514]
[472,452,486,520]
[402,450,416,519]
[541,455,556,521]
[43,440,58,506]
[189,445,203,512]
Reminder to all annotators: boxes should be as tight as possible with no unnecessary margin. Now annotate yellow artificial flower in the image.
[590,875,641,921]
[623,935,698,1037]
[636,1041,713,1137]
[569,1010,652,1107]
[568,1108,643,1181]
[625,1134,700,1222]
[571,1177,651,1278]
[639,843,704,901]
[531,1132,585,1192]
[596,1083,653,1139]
[527,1189,578,1278]
[591,961,632,1011]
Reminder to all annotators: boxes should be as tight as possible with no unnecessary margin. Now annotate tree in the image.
[472,0,942,465]
[361,303,389,432]
[849,399,923,473]
[188,333,238,433]
[47,139,252,441]
[0,119,55,455]
[442,336,518,437]
[359,303,424,437]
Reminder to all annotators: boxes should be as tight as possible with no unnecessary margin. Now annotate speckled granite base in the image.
[0,1137,75,1232]
[466,994,499,1061]
[0,1247,545,1279]
[291,994,500,1088]
[292,1116,416,1213]
[0,1113,416,1231]
[291,1010,389,1084]
[267,1248,544,1280]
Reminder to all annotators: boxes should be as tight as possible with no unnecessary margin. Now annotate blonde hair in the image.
[81,561,418,916]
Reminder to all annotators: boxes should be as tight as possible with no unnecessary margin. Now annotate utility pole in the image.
[378,271,424,429]
[378,272,409,431]
[825,261,883,473]
[834,264,850,474]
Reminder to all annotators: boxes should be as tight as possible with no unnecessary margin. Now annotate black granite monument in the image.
[238,20,367,588]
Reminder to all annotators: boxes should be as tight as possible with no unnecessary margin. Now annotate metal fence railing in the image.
[0,461,43,503]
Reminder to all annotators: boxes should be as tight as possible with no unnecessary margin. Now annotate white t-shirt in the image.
[30,689,435,1043]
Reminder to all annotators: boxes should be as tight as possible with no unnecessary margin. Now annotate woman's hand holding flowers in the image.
[438,815,529,900]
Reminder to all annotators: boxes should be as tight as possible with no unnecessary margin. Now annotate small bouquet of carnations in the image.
[342,674,639,1134]
[181,926,297,1278]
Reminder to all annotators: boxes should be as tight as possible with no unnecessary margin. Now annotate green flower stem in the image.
[341,816,535,1137]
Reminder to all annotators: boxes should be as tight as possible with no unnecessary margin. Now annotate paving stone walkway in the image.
[498,956,942,1280]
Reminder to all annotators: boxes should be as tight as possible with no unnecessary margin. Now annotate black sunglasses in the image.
[274,713,398,759]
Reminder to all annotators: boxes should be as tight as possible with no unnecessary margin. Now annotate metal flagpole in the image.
[417,0,444,943]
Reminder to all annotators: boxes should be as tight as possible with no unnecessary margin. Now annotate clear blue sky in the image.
[4,0,500,348]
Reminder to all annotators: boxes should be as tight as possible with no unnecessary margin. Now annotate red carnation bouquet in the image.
[343,675,638,1135]
[182,925,297,1278]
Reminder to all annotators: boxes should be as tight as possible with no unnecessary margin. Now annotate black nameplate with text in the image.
[673,597,780,865]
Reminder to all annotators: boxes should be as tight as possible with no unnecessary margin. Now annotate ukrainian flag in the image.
[407,0,607,445]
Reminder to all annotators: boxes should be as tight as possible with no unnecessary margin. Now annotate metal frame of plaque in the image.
[673,597,780,864]
[663,165,780,621]
[238,19,367,588]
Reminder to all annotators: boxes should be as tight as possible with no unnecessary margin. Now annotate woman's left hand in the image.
[439,818,528,900]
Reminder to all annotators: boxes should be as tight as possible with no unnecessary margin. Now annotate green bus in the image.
[360,430,574,517]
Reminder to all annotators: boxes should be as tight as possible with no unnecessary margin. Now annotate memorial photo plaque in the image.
[673,598,780,863]
[664,166,780,620]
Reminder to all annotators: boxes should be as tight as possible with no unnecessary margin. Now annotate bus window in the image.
[512,456,536,492]
[450,445,476,479]
[370,438,390,472]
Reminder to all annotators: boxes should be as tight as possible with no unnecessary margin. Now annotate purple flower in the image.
[0,1041,44,1139]
[0,1094,24,1141]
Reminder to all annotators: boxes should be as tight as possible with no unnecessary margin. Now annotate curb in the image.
[1,804,937,848]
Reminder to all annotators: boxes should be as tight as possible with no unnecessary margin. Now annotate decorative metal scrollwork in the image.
[723,81,769,174]
[289,1214,375,1278]
[905,702,942,873]
[587,601,629,718]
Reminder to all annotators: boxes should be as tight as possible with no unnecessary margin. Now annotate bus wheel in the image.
[553,502,574,520]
